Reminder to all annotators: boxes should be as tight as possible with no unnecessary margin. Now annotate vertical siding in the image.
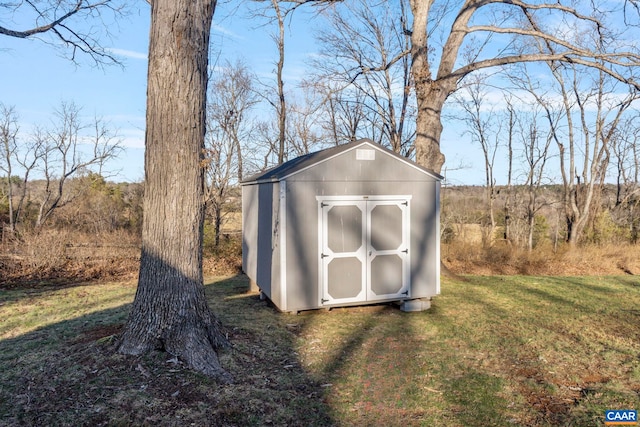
[284,180,320,311]
[269,182,281,308]
[241,182,276,301]
[409,180,440,297]
[241,185,259,282]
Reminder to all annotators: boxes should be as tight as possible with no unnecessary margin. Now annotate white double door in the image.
[318,197,410,305]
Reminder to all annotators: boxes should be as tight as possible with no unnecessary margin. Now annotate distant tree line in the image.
[0,101,128,236]
[3,53,638,250]
[441,184,639,253]
[204,0,640,249]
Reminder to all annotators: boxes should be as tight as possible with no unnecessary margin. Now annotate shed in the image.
[241,138,442,313]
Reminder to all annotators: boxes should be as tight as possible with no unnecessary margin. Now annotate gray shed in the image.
[241,138,442,313]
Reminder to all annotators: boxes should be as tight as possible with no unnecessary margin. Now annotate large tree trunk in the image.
[409,0,453,174]
[117,0,230,381]
[409,0,461,280]
[413,77,461,279]
[413,79,450,174]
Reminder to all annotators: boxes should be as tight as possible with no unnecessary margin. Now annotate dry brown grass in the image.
[2,224,637,288]
[0,229,243,287]
[443,241,640,276]
[0,229,141,286]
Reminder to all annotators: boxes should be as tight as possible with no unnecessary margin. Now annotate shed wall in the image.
[242,181,282,307]
[281,146,440,311]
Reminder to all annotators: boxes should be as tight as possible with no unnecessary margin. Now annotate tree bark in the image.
[117,0,230,381]
[409,0,454,174]
[414,78,456,174]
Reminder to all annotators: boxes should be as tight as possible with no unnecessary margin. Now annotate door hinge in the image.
[320,202,328,208]
[402,249,408,254]
[321,298,329,304]
[401,290,409,296]
[321,253,329,258]
[402,201,408,206]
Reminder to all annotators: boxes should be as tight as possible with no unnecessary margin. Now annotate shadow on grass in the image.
[617,276,640,289]
[288,275,640,426]
[280,288,516,426]
[0,302,134,426]
[6,274,635,426]
[0,280,120,306]
[204,274,335,426]
[0,274,335,426]
[440,276,640,426]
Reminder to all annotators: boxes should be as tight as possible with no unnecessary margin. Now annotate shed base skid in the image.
[254,288,434,314]
[400,298,432,312]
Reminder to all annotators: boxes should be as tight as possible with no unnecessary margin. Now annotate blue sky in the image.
[2,4,150,182]
[0,2,334,183]
[1,1,485,185]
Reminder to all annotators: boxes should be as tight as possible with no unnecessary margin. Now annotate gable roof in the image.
[241,138,443,184]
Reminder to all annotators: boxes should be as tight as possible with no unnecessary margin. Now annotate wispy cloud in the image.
[212,24,243,40]
[117,127,145,149]
[107,48,148,60]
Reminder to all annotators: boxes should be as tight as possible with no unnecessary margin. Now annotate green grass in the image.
[0,275,639,426]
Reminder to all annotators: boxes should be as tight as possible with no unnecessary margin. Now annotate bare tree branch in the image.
[0,0,127,65]
[408,0,640,176]
[451,53,640,90]
[1,1,95,38]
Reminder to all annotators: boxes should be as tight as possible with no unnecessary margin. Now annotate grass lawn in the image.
[0,275,639,426]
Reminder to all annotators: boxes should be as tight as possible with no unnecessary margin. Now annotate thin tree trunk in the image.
[504,103,514,242]
[5,167,14,233]
[117,0,230,381]
[527,185,535,252]
[272,0,286,165]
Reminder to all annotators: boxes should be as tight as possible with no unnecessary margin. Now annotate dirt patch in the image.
[72,323,124,345]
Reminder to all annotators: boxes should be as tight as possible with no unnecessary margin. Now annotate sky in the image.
[0,1,489,185]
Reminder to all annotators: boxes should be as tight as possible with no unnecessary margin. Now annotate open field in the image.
[0,275,639,426]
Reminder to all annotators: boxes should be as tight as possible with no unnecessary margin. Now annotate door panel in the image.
[370,254,404,296]
[327,205,363,253]
[367,200,409,300]
[327,257,362,299]
[320,198,409,306]
[320,201,367,305]
[370,204,403,251]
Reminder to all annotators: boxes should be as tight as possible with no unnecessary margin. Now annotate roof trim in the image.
[240,138,443,185]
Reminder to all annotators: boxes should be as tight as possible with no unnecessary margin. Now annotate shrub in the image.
[585,210,629,245]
